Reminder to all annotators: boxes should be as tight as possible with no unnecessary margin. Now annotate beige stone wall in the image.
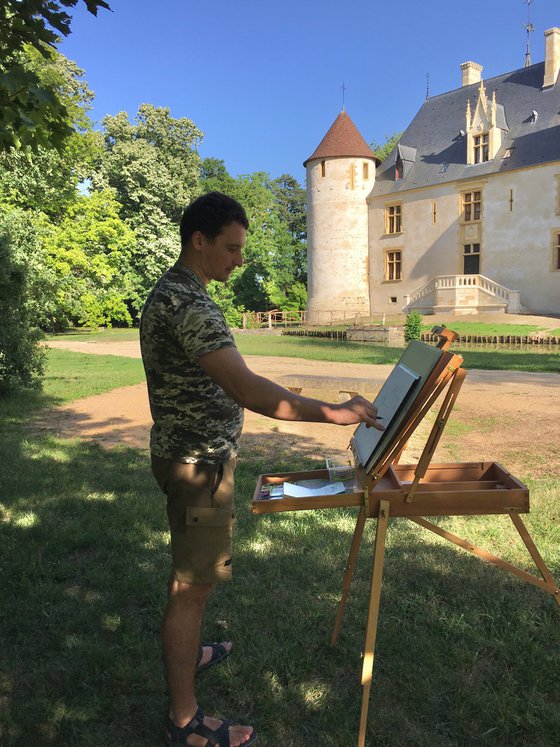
[482,164,560,314]
[368,184,460,313]
[306,156,375,323]
[368,163,560,315]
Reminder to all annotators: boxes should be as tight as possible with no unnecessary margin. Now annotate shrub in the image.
[0,206,46,392]
[404,311,423,342]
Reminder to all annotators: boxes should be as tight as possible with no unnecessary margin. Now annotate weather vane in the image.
[342,82,346,111]
[524,0,535,67]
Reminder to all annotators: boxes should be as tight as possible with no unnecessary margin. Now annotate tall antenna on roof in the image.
[341,82,346,111]
[523,0,535,67]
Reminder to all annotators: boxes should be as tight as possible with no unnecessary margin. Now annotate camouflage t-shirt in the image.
[139,263,243,463]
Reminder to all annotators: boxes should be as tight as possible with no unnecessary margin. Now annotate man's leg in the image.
[164,578,211,726]
[164,578,254,746]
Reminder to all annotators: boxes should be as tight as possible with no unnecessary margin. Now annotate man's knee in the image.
[169,577,213,606]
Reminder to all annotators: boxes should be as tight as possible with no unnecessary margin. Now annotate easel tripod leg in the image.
[358,499,390,747]
[331,506,366,645]
[510,513,560,606]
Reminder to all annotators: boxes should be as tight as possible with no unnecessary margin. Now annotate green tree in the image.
[200,161,307,312]
[370,131,403,163]
[0,205,46,391]
[94,105,203,303]
[0,0,110,152]
[207,281,244,328]
[271,174,306,242]
[42,191,137,329]
[0,49,101,217]
[271,173,307,289]
[97,105,202,225]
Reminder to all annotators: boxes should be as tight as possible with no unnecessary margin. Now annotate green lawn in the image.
[1,348,559,745]
[47,328,560,374]
[48,327,140,343]
[422,321,546,336]
[235,335,560,374]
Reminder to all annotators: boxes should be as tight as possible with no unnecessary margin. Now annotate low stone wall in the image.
[283,326,405,345]
[421,333,560,345]
[283,329,560,346]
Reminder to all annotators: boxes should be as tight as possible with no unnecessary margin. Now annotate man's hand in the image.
[330,396,384,430]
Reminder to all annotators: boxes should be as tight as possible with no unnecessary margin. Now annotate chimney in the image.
[460,61,483,86]
[543,28,560,88]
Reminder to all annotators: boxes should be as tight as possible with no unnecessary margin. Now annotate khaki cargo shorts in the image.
[151,455,236,585]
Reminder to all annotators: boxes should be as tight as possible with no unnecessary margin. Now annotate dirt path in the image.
[39,339,560,477]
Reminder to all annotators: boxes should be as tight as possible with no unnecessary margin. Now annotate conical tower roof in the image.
[304,110,380,166]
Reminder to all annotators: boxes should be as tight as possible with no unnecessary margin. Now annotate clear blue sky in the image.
[61,0,559,185]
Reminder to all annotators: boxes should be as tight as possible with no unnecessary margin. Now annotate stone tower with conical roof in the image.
[304,111,378,324]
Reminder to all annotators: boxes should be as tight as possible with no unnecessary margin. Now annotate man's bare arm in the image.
[197,346,383,430]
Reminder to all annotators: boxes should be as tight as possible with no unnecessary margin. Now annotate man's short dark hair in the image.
[180,191,249,246]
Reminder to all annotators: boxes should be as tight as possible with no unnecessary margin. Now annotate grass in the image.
[422,321,546,336]
[234,335,560,374]
[48,327,140,343]
[48,329,560,373]
[1,349,559,745]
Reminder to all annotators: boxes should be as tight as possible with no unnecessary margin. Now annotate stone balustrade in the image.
[404,274,523,314]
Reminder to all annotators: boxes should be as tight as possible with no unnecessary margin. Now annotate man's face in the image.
[196,221,246,284]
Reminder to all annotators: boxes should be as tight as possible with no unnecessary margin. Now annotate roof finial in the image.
[341,82,346,111]
[524,0,535,67]
[426,72,430,100]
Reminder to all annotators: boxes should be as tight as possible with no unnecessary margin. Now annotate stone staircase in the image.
[403,274,528,315]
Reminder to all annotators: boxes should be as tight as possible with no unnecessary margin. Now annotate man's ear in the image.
[190,231,205,252]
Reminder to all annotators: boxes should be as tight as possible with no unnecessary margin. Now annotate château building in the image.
[304,27,560,321]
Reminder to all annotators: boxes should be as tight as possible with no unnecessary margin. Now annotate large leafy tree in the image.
[94,105,203,302]
[42,190,137,329]
[200,160,307,315]
[270,173,307,286]
[271,174,306,243]
[0,0,110,152]
[0,48,101,217]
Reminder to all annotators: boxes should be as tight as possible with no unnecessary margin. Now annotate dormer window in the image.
[465,84,508,164]
[394,144,416,181]
[473,133,489,163]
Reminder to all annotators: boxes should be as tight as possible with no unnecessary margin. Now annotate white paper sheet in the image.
[282,481,346,498]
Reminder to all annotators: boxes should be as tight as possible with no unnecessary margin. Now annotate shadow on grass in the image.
[1,426,559,746]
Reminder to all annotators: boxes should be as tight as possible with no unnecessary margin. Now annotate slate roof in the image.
[372,61,560,197]
[304,110,380,166]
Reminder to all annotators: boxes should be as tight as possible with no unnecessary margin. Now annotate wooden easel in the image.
[253,329,559,747]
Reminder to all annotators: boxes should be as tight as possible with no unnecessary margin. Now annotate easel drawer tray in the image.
[369,462,529,517]
[252,469,365,514]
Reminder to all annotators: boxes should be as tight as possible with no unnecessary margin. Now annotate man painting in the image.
[140,191,382,746]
